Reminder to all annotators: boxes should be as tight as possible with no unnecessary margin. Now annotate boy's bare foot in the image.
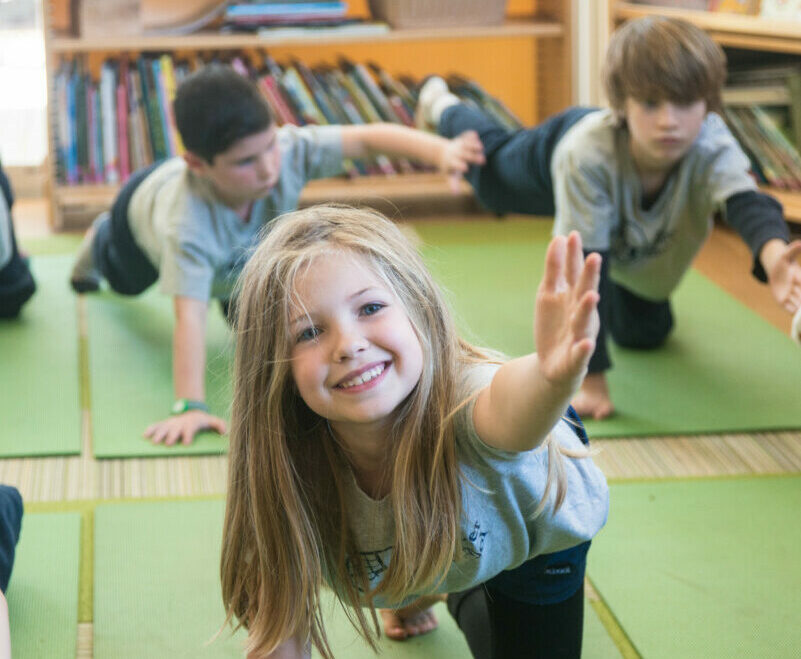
[379,594,447,641]
[571,372,614,420]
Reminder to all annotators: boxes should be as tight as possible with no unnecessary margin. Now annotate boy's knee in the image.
[612,316,672,350]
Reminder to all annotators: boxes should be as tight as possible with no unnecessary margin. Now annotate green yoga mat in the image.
[588,476,801,658]
[0,256,81,456]
[87,290,233,458]
[93,499,619,659]
[414,219,801,437]
[6,512,82,659]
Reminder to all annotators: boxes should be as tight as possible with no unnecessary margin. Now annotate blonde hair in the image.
[603,15,726,114]
[220,205,578,658]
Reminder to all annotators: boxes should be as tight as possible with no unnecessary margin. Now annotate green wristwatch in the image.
[171,398,210,415]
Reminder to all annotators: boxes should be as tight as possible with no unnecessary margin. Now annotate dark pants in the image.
[588,256,674,373]
[92,163,161,295]
[438,103,595,217]
[0,485,23,593]
[0,168,36,319]
[447,406,591,659]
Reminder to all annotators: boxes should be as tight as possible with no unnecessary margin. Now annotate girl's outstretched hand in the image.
[534,232,601,389]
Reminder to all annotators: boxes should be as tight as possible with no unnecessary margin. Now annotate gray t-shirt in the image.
[344,362,609,608]
[0,193,11,270]
[552,110,756,300]
[128,124,344,301]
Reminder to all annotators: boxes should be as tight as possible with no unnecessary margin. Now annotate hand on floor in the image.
[144,410,227,446]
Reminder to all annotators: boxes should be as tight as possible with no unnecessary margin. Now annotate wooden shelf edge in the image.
[50,19,563,53]
[614,2,801,47]
[53,173,477,229]
[760,186,801,225]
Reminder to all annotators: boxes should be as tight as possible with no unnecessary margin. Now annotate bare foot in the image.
[571,372,614,420]
[379,594,447,641]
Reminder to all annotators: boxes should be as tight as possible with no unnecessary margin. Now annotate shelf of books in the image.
[43,0,573,229]
[611,2,801,224]
[613,3,801,53]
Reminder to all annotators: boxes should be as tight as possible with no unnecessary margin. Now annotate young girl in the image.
[220,205,609,658]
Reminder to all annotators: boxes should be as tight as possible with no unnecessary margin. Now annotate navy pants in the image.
[0,485,23,593]
[446,406,591,658]
[0,167,36,319]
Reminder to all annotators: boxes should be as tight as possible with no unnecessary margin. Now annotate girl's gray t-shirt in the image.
[344,362,610,608]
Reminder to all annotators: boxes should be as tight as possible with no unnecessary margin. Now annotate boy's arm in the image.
[473,232,601,452]
[143,296,227,446]
[340,123,484,191]
[724,190,801,313]
[760,238,801,313]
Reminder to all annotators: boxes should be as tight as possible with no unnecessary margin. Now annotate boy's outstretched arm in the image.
[760,238,801,313]
[143,296,227,446]
[340,123,484,192]
[473,232,601,452]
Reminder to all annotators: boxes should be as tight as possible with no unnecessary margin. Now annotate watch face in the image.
[171,400,186,414]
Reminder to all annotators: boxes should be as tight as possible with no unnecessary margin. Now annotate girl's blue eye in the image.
[361,303,384,316]
[297,326,320,343]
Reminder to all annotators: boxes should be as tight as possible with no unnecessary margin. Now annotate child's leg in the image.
[606,280,673,350]
[72,163,162,296]
[437,103,556,216]
[0,485,22,593]
[0,215,35,318]
[447,581,584,659]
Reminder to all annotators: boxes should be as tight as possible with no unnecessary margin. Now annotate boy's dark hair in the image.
[603,16,726,115]
[173,64,274,163]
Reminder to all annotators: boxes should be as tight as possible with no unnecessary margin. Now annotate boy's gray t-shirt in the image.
[0,193,11,270]
[128,124,344,301]
[551,110,756,300]
[343,362,610,608]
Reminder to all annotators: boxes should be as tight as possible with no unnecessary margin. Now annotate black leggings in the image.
[447,582,584,659]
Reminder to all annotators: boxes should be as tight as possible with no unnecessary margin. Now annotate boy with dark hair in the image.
[417,15,801,422]
[70,64,484,446]
[0,160,36,319]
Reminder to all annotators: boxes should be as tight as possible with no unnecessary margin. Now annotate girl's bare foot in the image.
[379,594,447,641]
[571,372,614,420]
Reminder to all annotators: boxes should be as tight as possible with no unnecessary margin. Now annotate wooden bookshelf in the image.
[610,2,801,224]
[52,174,479,230]
[49,20,564,53]
[43,0,574,230]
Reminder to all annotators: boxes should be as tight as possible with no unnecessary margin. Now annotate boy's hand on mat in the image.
[144,411,227,446]
[535,231,601,389]
[763,239,801,314]
[440,130,484,193]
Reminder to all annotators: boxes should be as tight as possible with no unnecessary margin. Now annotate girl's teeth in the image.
[341,364,384,388]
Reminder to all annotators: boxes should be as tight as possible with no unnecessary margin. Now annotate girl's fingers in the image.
[565,231,583,287]
[571,290,599,338]
[576,251,602,297]
[542,235,567,292]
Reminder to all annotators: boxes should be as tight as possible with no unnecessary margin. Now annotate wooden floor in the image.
[7,199,801,658]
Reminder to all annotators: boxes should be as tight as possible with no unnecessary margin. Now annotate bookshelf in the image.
[43,0,574,230]
[609,2,801,223]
